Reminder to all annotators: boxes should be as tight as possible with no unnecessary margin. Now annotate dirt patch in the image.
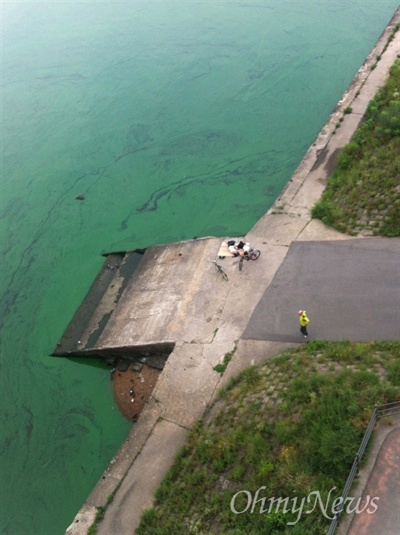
[111,362,161,420]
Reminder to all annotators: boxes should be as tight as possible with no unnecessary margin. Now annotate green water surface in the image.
[1,2,398,533]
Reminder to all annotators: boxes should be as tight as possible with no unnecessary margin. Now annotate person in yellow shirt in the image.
[298,310,310,338]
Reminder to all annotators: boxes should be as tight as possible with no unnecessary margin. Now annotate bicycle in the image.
[210,259,229,281]
[244,248,261,261]
[239,248,261,271]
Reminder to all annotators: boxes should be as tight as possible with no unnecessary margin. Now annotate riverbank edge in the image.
[65,8,400,535]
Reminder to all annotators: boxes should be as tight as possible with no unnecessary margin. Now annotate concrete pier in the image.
[64,9,400,535]
[54,251,143,358]
[54,237,241,366]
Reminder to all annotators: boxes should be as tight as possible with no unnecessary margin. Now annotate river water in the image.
[1,2,398,534]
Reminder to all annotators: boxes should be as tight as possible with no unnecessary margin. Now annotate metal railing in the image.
[376,400,400,418]
[327,400,400,535]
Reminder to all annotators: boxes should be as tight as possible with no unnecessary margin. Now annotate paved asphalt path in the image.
[243,238,400,343]
[346,427,400,535]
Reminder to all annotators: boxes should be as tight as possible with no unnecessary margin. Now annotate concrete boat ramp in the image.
[64,11,400,535]
[54,238,233,366]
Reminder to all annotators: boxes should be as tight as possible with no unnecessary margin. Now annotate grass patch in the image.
[312,59,400,236]
[213,346,237,375]
[136,341,400,535]
[87,506,106,535]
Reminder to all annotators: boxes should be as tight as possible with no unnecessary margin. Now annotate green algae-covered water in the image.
[1,2,398,533]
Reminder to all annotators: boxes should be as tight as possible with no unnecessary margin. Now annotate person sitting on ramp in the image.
[228,240,250,257]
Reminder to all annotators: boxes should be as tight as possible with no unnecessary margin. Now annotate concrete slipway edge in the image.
[65,9,400,535]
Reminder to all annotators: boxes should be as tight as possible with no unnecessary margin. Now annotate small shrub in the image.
[258,459,274,477]
[231,464,246,481]
[311,200,334,224]
[387,361,400,385]
[95,507,105,523]
[214,347,236,374]
[242,366,262,387]
[213,457,226,472]
[306,339,330,352]
[138,508,158,529]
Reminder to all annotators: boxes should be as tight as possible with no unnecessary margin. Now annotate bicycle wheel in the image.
[249,249,261,260]
[215,262,228,281]
[217,265,228,280]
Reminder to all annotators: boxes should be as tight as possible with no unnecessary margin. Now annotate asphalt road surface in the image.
[242,238,400,343]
